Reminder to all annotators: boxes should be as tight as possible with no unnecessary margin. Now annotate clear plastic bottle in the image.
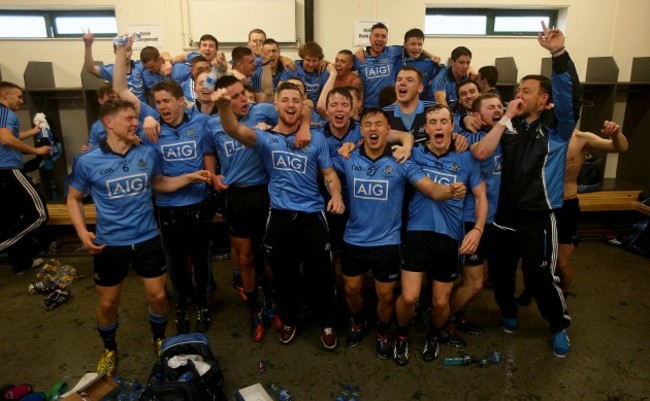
[442,355,474,366]
[266,382,293,401]
[203,66,221,92]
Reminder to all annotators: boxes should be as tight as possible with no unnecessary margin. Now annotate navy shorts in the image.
[93,235,167,287]
[462,222,495,266]
[341,242,400,282]
[556,197,580,246]
[402,231,459,283]
[226,185,270,238]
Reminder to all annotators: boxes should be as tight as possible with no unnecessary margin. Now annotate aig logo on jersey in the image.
[224,140,245,157]
[423,168,457,186]
[353,178,389,201]
[365,64,391,79]
[272,151,307,174]
[161,141,197,161]
[106,173,148,199]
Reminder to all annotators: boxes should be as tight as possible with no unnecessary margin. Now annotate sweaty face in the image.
[334,53,353,75]
[404,37,423,59]
[370,28,388,55]
[477,98,504,128]
[326,93,353,130]
[154,90,185,125]
[199,40,217,61]
[237,54,256,77]
[395,70,423,103]
[361,113,389,153]
[516,79,548,118]
[451,55,471,80]
[275,88,303,126]
[458,83,480,111]
[425,108,454,152]
[248,32,266,56]
[226,82,250,117]
[194,72,213,103]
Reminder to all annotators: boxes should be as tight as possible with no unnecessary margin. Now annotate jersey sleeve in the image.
[466,153,484,190]
[70,155,91,194]
[551,52,583,142]
[99,65,114,81]
[400,159,427,184]
[315,134,333,170]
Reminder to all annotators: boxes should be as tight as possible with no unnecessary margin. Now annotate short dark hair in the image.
[404,28,424,42]
[378,86,396,108]
[284,77,305,96]
[337,49,354,57]
[199,34,218,48]
[299,41,324,60]
[139,46,160,63]
[248,29,266,40]
[0,81,22,93]
[456,79,480,98]
[151,80,184,99]
[243,83,255,94]
[215,75,241,90]
[425,103,453,119]
[190,56,209,67]
[99,99,135,120]
[521,74,552,97]
[471,93,501,113]
[276,82,303,98]
[326,87,353,108]
[361,107,389,123]
[398,66,423,83]
[263,38,279,47]
[232,46,253,64]
[342,85,363,101]
[451,46,472,61]
[96,82,115,99]
[371,22,388,33]
[478,66,499,87]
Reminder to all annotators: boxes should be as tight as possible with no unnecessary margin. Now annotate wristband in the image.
[498,116,512,128]
[472,227,483,235]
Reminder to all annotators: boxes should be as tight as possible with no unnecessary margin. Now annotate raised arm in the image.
[211,89,257,147]
[113,39,142,114]
[316,64,337,119]
[583,121,629,153]
[83,32,102,78]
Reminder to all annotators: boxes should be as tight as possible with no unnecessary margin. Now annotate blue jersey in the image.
[70,141,161,246]
[431,67,467,107]
[143,112,211,207]
[254,129,332,212]
[408,145,483,240]
[142,63,192,91]
[88,119,105,148]
[383,100,435,146]
[186,51,200,63]
[99,61,146,103]
[398,52,441,102]
[461,129,501,224]
[354,45,402,109]
[279,60,330,105]
[207,103,277,186]
[334,147,426,246]
[0,104,23,169]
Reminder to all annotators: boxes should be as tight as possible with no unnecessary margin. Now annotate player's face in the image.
[194,72,213,103]
[516,79,548,117]
[143,59,162,74]
[451,55,471,79]
[326,93,353,130]
[226,82,250,117]
[263,43,280,68]
[275,89,303,126]
[404,37,423,59]
[248,32,266,56]
[477,98,504,128]
[302,56,320,74]
[370,28,388,54]
[199,40,217,61]
[154,90,185,125]
[191,61,211,80]
[2,88,24,111]
[237,54,256,77]
[395,70,423,103]
[458,82,480,111]
[108,108,139,143]
[361,112,389,152]
[334,53,353,75]
[425,108,454,152]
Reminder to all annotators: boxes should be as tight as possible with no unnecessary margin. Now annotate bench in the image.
[576,179,648,216]
[46,203,225,225]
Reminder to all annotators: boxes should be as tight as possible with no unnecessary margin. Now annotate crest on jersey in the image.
[187,128,197,137]
[451,162,460,173]
[383,166,393,175]
[137,159,147,168]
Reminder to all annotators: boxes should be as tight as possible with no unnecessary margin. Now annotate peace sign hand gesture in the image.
[537,21,565,54]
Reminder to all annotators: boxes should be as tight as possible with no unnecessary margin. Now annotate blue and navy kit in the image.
[99,61,146,103]
[0,104,24,169]
[498,51,582,214]
[461,129,502,224]
[206,103,277,186]
[431,67,467,108]
[354,45,402,109]
[70,140,161,246]
[408,145,483,241]
[398,51,442,102]
[142,111,211,207]
[334,147,426,247]
[383,100,435,146]
[254,129,332,212]
[279,60,330,105]
[142,63,192,92]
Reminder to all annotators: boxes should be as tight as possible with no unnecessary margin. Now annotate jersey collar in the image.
[99,137,135,158]
[424,137,456,159]
[359,143,392,162]
[323,119,357,140]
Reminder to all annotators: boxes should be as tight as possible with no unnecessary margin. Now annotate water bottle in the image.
[113,33,142,46]
[203,66,221,92]
[443,355,474,366]
[266,382,293,401]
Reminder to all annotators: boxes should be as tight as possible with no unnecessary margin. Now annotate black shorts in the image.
[402,231,459,283]
[326,210,349,252]
[93,235,167,287]
[556,198,580,246]
[226,185,270,238]
[462,222,495,266]
[341,243,400,282]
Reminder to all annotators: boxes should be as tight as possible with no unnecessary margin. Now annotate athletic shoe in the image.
[552,329,571,358]
[273,315,283,332]
[97,349,117,376]
[393,336,409,366]
[279,324,296,344]
[375,334,391,360]
[251,307,265,342]
[153,337,164,356]
[439,323,467,348]
[175,310,190,334]
[320,327,337,350]
[345,318,367,348]
[455,316,485,336]
[422,337,440,362]
[501,318,518,334]
[196,308,211,333]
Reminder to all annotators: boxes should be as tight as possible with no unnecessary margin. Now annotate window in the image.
[0,10,117,39]
[425,8,558,36]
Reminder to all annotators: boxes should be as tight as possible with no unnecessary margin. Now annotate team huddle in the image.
[1,20,631,376]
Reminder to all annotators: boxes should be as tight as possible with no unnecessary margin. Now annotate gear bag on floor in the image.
[140,333,226,401]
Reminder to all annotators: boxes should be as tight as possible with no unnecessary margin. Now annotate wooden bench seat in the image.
[577,190,642,212]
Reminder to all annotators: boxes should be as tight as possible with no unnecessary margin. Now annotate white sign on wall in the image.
[354,20,389,47]
[127,24,164,50]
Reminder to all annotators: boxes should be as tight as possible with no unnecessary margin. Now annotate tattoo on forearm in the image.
[325,178,332,191]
